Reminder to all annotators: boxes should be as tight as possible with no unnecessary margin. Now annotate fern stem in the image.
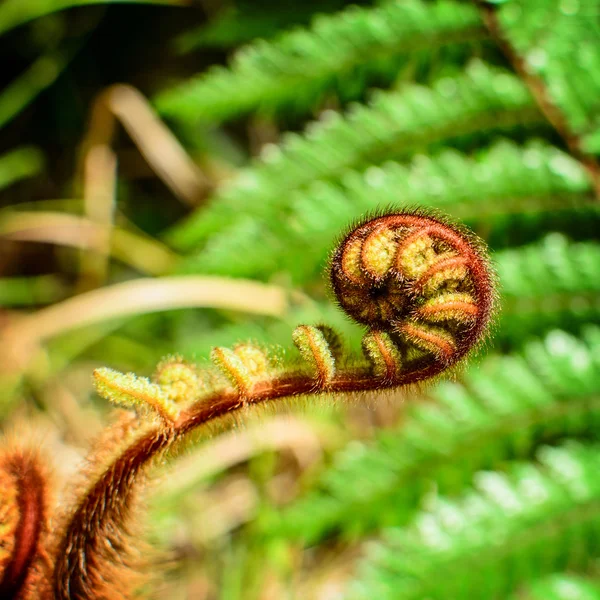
[0,451,48,599]
[270,328,600,543]
[475,0,600,195]
[52,363,446,597]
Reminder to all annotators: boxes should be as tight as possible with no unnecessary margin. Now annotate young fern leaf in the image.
[44,209,495,598]
[152,356,204,404]
[329,211,495,373]
[210,343,271,399]
[155,0,485,123]
[167,62,541,251]
[94,367,180,423]
[350,441,600,600]
[174,230,600,363]
[292,325,338,387]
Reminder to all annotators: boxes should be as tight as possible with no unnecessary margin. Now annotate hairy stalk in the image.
[49,210,495,598]
[0,449,49,600]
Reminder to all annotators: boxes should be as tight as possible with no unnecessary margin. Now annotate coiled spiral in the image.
[330,211,495,380]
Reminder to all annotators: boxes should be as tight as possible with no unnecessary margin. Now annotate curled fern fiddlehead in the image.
[46,209,495,599]
[330,211,495,384]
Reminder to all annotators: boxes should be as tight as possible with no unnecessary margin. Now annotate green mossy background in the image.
[1,0,600,598]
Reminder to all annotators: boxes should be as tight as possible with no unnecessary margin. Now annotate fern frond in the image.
[486,0,600,156]
[512,574,600,600]
[349,441,600,599]
[177,232,600,350]
[499,234,600,296]
[167,62,541,250]
[174,140,592,280]
[485,203,600,250]
[156,0,484,123]
[269,327,600,543]
[172,233,600,364]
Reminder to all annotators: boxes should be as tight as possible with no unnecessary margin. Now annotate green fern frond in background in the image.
[175,140,593,280]
[350,441,600,599]
[156,0,485,123]
[167,62,542,250]
[174,0,359,51]
[497,236,600,341]
[490,0,600,155]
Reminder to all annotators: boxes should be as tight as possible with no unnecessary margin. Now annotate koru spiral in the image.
[330,211,495,382]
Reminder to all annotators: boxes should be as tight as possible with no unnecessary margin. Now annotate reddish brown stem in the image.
[0,454,46,599]
[52,428,173,600]
[50,360,470,598]
[475,0,600,196]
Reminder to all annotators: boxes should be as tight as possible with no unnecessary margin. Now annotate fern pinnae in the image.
[497,235,600,341]
[48,209,495,596]
[156,0,485,124]
[498,236,600,298]
[350,441,600,599]
[167,63,541,251]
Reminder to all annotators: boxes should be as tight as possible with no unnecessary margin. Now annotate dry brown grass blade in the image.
[81,84,211,206]
[0,210,178,275]
[79,144,117,290]
[0,276,289,374]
